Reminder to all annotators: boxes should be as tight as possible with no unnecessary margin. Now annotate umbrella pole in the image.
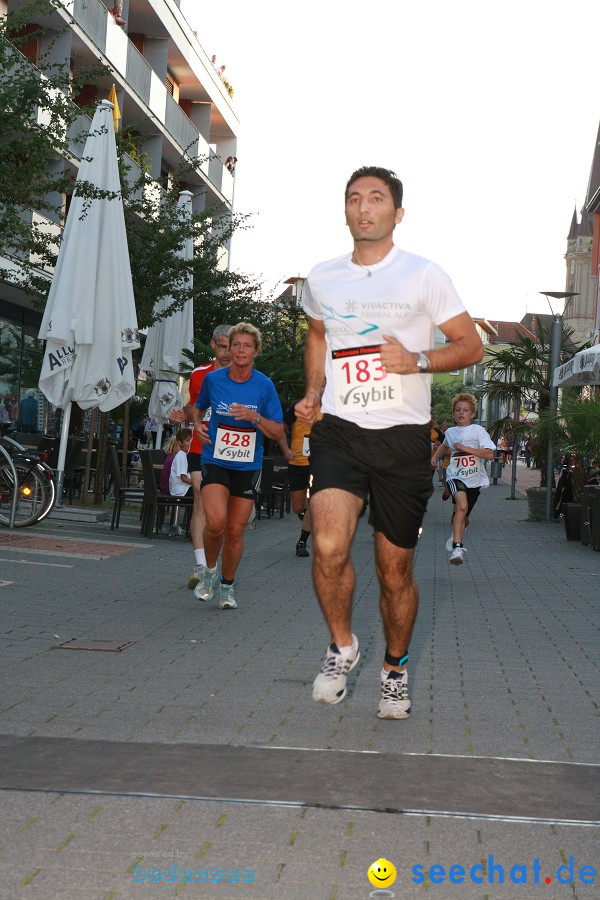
[54,402,72,507]
[154,420,163,450]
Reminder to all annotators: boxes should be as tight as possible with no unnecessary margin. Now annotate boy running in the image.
[431,392,495,565]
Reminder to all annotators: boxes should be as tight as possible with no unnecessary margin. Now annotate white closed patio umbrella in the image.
[140,190,194,448]
[553,344,600,388]
[38,99,139,503]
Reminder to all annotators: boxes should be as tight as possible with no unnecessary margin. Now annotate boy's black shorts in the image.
[308,414,433,549]
[446,478,481,516]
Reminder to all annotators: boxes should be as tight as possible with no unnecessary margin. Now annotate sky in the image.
[181,0,600,324]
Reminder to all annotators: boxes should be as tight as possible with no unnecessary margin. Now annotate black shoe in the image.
[295,540,309,557]
[442,483,451,501]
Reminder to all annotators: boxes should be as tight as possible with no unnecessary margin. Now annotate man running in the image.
[170,324,232,588]
[283,398,323,557]
[295,165,483,719]
[191,323,284,610]
[431,392,495,565]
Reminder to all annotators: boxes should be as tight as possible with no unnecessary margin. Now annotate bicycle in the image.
[0,424,56,527]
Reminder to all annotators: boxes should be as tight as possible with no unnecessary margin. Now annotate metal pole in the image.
[54,402,72,507]
[545,314,563,521]
[510,394,519,499]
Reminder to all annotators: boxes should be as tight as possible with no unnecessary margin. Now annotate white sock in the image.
[194,549,206,566]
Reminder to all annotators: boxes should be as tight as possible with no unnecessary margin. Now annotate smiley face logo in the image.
[367,858,396,888]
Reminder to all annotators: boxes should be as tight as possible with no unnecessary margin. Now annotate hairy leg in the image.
[310,488,364,646]
[374,532,418,672]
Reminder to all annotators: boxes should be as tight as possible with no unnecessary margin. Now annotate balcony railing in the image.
[72,0,107,53]
[165,93,199,156]
[125,41,152,107]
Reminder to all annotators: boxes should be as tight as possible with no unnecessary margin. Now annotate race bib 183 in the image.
[332,345,403,414]
[214,424,256,462]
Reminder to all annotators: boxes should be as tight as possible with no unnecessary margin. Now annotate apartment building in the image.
[0,0,238,430]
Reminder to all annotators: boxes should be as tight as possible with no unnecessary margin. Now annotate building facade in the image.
[0,0,238,430]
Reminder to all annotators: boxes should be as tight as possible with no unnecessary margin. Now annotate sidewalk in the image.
[0,473,598,899]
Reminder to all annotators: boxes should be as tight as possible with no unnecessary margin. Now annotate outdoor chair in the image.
[139,449,193,538]
[108,444,145,529]
[256,456,290,520]
[46,437,86,503]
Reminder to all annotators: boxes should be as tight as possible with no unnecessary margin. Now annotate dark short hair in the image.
[345,166,403,209]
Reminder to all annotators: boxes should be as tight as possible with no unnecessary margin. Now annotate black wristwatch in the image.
[416,352,430,372]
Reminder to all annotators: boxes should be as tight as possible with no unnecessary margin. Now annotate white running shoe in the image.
[193,566,219,601]
[377,668,411,719]
[187,565,202,589]
[449,546,466,565]
[219,583,237,610]
[445,535,454,552]
[312,634,360,705]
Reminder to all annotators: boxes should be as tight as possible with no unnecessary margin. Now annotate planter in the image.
[563,503,582,541]
[526,486,548,521]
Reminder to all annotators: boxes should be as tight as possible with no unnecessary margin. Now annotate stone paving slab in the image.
[0,469,598,897]
[0,790,598,899]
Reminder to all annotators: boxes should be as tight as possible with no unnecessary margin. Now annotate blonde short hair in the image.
[229,322,262,354]
[452,392,477,415]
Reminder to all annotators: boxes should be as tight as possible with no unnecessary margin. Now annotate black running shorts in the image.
[287,464,311,493]
[446,478,481,516]
[309,414,433,548]
[187,452,203,473]
[200,464,260,499]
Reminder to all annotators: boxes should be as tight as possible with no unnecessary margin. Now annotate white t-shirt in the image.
[169,449,191,496]
[443,424,496,488]
[302,245,466,428]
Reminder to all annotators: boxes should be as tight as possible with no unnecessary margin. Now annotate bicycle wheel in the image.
[0,459,53,527]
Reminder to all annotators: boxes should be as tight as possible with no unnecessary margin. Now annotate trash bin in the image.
[563,503,582,541]
[491,451,502,483]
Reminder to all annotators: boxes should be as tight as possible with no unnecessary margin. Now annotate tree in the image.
[0,0,112,304]
[526,392,600,501]
[431,382,459,427]
[480,316,587,485]
[118,146,267,333]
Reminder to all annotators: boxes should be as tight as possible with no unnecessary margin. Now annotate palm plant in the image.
[527,393,600,501]
[480,316,587,485]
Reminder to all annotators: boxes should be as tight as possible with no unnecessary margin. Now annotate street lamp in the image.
[282,276,305,347]
[539,291,578,522]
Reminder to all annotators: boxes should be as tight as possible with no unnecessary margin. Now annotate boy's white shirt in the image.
[443,423,496,488]
[169,449,190,496]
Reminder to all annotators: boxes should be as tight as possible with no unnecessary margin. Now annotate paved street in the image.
[0,461,598,899]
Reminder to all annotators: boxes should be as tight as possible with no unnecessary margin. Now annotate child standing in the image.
[431,393,495,565]
[167,428,192,536]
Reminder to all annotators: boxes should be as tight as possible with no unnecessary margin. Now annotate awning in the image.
[552,345,600,387]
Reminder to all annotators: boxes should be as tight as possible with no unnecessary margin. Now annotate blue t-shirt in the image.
[196,367,283,470]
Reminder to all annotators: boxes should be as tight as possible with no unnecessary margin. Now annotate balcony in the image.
[72,0,107,53]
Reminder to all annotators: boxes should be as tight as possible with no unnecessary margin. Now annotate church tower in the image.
[564,203,594,344]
